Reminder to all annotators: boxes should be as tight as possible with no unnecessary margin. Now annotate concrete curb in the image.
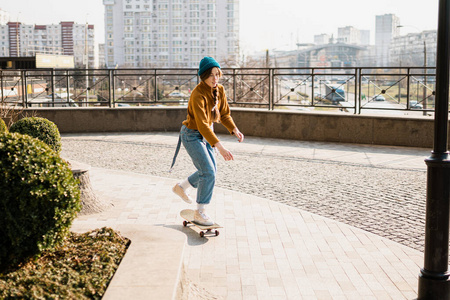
[71,224,186,300]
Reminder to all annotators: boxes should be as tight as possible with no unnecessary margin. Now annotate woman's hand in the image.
[215,142,234,161]
[233,128,244,143]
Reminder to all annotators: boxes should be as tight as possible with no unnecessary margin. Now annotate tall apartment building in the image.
[0,21,95,68]
[390,30,437,67]
[375,13,400,67]
[0,23,9,56]
[103,0,239,68]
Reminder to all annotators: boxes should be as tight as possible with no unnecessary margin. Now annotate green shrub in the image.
[9,117,61,154]
[0,133,81,269]
[0,118,7,133]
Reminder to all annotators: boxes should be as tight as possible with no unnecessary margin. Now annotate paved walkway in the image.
[63,132,429,251]
[65,133,430,299]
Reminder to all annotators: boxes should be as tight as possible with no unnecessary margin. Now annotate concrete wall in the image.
[26,107,436,148]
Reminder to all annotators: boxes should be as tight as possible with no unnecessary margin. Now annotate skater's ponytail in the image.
[200,67,223,123]
[212,88,220,123]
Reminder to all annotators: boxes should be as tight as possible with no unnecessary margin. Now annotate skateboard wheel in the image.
[200,231,205,238]
[183,220,188,227]
[215,230,219,236]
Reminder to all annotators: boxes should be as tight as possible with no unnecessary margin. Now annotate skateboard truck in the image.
[180,209,222,238]
[183,220,219,237]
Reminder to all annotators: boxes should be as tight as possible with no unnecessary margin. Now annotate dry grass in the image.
[0,227,129,299]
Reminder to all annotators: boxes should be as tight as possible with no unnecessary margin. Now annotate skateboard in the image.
[180,209,222,237]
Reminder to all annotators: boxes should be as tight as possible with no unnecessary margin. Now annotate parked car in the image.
[168,91,187,97]
[324,85,345,103]
[45,92,73,99]
[373,95,385,101]
[314,93,324,100]
[28,97,78,107]
[410,100,423,109]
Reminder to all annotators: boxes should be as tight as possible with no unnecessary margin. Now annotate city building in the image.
[98,43,106,68]
[302,43,368,68]
[102,0,240,68]
[390,30,437,67]
[0,8,9,25]
[337,26,359,45]
[0,22,8,56]
[375,13,400,67]
[262,43,370,68]
[0,21,95,68]
[360,30,370,45]
[314,33,330,45]
[337,26,371,45]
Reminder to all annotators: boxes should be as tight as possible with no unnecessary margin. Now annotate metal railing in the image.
[0,67,438,114]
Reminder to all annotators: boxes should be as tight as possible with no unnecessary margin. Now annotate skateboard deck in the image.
[180,209,222,237]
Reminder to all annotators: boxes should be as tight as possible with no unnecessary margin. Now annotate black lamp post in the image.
[417,0,450,298]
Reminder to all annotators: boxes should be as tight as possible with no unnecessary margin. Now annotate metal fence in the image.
[0,67,437,114]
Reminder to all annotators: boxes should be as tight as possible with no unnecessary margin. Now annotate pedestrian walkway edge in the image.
[71,224,186,300]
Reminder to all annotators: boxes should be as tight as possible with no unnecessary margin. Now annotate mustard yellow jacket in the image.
[182,81,236,146]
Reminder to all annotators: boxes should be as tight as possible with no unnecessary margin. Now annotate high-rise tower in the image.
[103,0,240,68]
[375,13,400,67]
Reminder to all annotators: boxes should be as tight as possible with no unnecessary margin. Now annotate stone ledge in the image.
[71,224,186,300]
[29,107,439,148]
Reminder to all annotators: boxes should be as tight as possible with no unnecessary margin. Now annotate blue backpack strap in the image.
[169,133,182,172]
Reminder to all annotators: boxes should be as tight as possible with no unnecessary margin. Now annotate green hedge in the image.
[9,117,61,154]
[0,133,81,269]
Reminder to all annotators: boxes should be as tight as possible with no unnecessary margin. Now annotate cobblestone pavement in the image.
[61,134,427,252]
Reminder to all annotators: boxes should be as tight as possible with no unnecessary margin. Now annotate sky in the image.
[0,0,440,54]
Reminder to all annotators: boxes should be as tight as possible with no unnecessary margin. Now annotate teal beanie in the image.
[198,56,221,76]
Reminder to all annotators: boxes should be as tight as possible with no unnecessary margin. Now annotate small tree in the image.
[9,117,62,154]
[0,133,80,269]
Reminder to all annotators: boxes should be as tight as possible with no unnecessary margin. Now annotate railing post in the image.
[154,70,158,103]
[418,0,450,298]
[269,68,273,110]
[406,68,411,108]
[311,68,315,107]
[66,70,70,105]
[109,69,114,108]
[50,69,55,107]
[22,70,27,108]
[354,68,359,114]
[0,70,3,103]
[233,68,236,105]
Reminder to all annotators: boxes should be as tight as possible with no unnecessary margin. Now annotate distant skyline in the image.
[0,0,439,54]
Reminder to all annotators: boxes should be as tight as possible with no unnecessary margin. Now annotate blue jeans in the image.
[180,125,217,205]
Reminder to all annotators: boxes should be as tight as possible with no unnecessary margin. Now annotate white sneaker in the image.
[194,210,214,226]
[172,183,193,204]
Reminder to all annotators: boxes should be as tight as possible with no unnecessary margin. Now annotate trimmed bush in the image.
[0,118,7,133]
[9,117,61,154]
[0,133,81,269]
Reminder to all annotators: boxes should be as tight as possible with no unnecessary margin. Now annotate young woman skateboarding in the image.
[172,56,244,225]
